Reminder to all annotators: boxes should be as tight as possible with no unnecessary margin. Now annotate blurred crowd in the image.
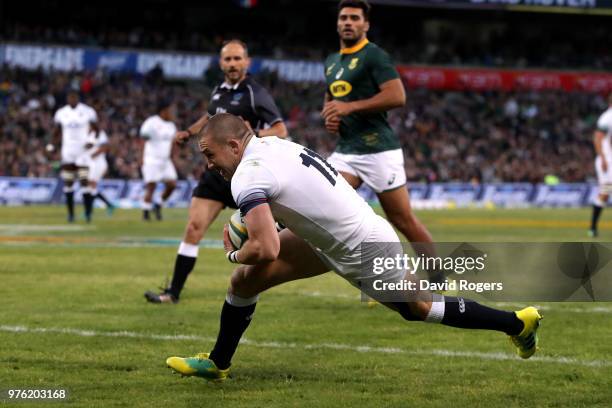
[0,65,606,183]
[3,22,612,71]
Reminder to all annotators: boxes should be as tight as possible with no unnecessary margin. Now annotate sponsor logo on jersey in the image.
[212,93,221,100]
[362,133,379,146]
[335,67,344,80]
[216,107,227,114]
[387,173,396,186]
[326,63,335,76]
[329,80,352,98]
[348,58,359,70]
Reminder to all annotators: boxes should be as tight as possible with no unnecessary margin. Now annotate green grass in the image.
[1,206,611,407]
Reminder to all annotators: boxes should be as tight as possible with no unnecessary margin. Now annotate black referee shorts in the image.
[192,170,238,209]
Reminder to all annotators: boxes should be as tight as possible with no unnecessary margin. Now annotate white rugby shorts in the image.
[327,148,407,193]
[62,145,87,165]
[311,214,410,301]
[88,158,108,182]
[595,156,612,195]
[142,160,177,183]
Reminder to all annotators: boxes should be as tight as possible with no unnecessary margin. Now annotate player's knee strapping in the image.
[226,292,259,307]
[60,170,75,183]
[395,293,445,322]
[77,168,89,183]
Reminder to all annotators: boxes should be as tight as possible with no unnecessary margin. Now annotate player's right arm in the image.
[594,129,607,172]
[323,91,341,134]
[175,114,210,145]
[49,109,63,153]
[224,204,280,265]
[228,160,281,264]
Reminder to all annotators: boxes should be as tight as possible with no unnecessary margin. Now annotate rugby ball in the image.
[228,210,248,250]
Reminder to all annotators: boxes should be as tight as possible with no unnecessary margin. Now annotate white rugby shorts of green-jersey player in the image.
[327,148,407,193]
[231,136,407,299]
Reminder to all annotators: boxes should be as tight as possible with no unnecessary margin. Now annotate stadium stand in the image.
[2,21,612,70]
[1,1,610,183]
[0,65,606,182]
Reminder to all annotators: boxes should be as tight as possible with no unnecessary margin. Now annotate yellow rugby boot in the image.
[166,352,230,381]
[510,307,543,359]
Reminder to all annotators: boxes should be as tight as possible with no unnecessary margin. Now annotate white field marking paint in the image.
[1,325,610,368]
[0,224,95,233]
[0,238,224,249]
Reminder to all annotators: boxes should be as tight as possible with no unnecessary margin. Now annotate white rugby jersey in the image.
[597,107,612,160]
[54,103,97,150]
[140,115,176,164]
[85,130,109,163]
[231,136,376,253]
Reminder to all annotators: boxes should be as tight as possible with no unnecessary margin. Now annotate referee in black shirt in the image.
[145,40,287,304]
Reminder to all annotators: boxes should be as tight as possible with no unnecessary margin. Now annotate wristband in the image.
[226,250,240,264]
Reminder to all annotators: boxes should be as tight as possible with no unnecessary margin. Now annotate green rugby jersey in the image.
[324,39,400,154]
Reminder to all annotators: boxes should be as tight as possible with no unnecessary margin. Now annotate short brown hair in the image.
[201,113,250,143]
[338,0,371,21]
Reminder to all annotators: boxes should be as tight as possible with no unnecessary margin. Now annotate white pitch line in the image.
[1,325,609,368]
[0,224,96,233]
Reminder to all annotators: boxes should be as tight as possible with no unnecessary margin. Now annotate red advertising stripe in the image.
[398,66,612,92]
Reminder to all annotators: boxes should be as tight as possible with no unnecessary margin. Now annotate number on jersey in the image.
[299,148,338,185]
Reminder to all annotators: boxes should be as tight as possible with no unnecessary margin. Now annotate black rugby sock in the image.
[83,192,93,219]
[96,192,112,207]
[168,254,196,298]
[209,300,257,370]
[441,297,524,335]
[65,191,75,219]
[591,205,603,231]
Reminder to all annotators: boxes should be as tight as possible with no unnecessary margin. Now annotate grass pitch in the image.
[0,206,611,407]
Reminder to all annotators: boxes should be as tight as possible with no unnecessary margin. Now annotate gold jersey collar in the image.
[340,38,369,55]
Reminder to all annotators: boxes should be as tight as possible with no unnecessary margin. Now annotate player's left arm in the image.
[224,204,280,265]
[91,132,110,158]
[49,110,62,152]
[322,78,405,119]
[594,129,607,171]
[91,143,109,158]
